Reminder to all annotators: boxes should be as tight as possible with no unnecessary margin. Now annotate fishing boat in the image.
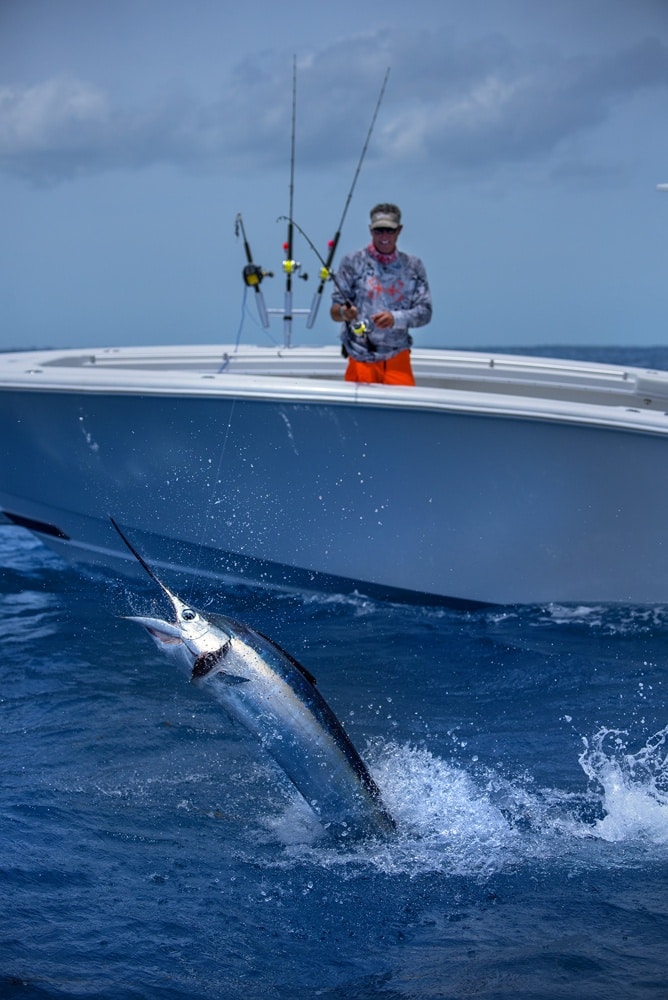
[3,66,667,608]
[1,341,668,606]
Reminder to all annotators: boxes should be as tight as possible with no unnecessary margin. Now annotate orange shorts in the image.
[344,349,415,386]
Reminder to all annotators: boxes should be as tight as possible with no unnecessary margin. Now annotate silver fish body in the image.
[110,517,394,838]
[130,602,395,839]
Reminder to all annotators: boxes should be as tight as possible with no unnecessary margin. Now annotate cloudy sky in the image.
[2,0,668,351]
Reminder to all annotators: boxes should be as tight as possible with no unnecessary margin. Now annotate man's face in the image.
[370,225,402,254]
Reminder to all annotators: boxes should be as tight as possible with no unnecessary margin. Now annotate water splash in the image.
[577,726,668,844]
[264,728,668,877]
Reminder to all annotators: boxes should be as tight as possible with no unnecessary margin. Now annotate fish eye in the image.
[181,608,197,622]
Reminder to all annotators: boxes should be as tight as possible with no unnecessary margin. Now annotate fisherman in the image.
[330,203,432,385]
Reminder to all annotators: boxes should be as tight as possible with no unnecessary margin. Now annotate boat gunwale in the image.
[1,345,668,435]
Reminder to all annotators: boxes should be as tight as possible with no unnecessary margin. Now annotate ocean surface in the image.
[1,345,667,999]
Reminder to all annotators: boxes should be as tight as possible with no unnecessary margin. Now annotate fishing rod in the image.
[280,56,308,347]
[234,213,272,328]
[278,215,367,337]
[235,61,307,344]
[305,66,390,329]
[235,62,387,345]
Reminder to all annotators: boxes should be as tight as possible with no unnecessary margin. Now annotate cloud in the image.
[0,77,108,178]
[377,34,668,173]
[0,75,204,183]
[1,30,667,186]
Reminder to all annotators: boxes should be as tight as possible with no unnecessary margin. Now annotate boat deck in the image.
[2,344,668,414]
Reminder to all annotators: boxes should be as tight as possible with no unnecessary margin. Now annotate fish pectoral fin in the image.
[214,673,251,687]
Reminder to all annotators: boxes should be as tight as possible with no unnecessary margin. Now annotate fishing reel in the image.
[341,300,367,337]
[242,263,273,287]
[282,257,308,281]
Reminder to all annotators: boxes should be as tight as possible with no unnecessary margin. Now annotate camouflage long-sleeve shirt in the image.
[332,246,432,361]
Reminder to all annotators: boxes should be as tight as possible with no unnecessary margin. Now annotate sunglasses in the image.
[372,227,397,234]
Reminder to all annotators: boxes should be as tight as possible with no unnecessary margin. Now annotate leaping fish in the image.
[110,518,395,840]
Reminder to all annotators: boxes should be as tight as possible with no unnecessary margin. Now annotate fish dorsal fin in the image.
[254,629,318,688]
[217,615,319,688]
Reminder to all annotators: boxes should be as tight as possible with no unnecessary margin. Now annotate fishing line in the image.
[219,285,248,372]
[188,396,237,603]
[220,283,279,374]
[205,66,389,591]
[277,216,350,301]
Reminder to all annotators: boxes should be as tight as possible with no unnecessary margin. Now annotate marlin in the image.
[110,518,395,840]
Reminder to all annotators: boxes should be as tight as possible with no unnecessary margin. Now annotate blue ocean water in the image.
[1,346,668,999]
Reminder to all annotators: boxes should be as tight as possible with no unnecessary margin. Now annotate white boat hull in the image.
[2,344,668,606]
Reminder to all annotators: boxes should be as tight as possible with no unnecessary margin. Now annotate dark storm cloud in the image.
[1,28,667,185]
[375,32,668,171]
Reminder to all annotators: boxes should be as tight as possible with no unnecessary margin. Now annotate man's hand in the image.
[371,310,395,329]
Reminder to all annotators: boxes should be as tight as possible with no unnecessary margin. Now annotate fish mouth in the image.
[123,615,185,645]
[123,615,229,674]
